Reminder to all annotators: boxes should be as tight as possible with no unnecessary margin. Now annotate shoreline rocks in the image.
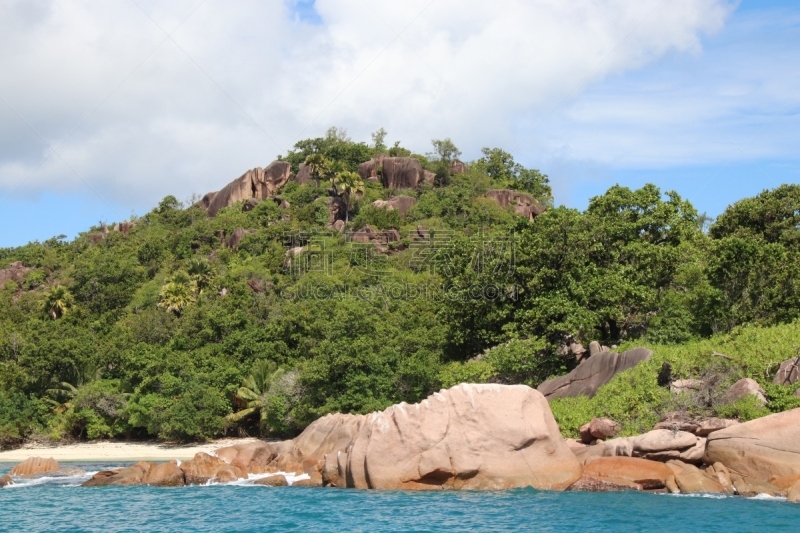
[9,392,800,502]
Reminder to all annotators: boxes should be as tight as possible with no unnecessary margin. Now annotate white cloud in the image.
[0,0,735,209]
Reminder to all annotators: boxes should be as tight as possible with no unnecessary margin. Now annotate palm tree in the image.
[44,285,74,320]
[158,271,195,316]
[44,362,101,413]
[226,360,294,433]
[304,153,331,188]
[330,171,365,226]
[187,257,213,293]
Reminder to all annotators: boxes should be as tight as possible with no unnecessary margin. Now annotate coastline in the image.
[0,438,260,463]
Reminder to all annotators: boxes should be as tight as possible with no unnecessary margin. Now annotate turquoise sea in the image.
[1,462,798,532]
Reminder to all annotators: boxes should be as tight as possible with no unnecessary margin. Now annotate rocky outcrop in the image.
[112,222,135,235]
[537,348,652,400]
[705,408,800,482]
[215,441,276,473]
[295,163,313,185]
[725,378,767,405]
[254,474,288,486]
[349,225,402,253]
[578,457,673,490]
[143,462,185,487]
[372,196,417,216]
[322,197,346,226]
[9,457,60,477]
[0,475,13,487]
[199,191,217,210]
[358,154,387,183]
[206,161,292,217]
[579,418,617,444]
[84,462,153,487]
[773,357,800,386]
[381,158,433,189]
[654,413,738,436]
[224,228,247,250]
[484,189,546,221]
[789,480,800,503]
[341,384,582,491]
[673,463,726,494]
[242,198,262,212]
[582,429,706,465]
[0,261,32,286]
[181,452,247,485]
[450,160,467,175]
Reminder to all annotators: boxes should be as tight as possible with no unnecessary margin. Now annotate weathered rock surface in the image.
[725,378,767,405]
[295,163,313,185]
[358,154,387,182]
[653,413,738,436]
[242,198,262,212]
[343,384,582,491]
[9,457,60,477]
[180,453,247,485]
[322,196,346,226]
[705,408,800,481]
[579,418,618,444]
[381,157,432,189]
[581,457,672,490]
[215,441,276,474]
[144,462,185,487]
[484,189,546,221]
[773,357,800,386]
[538,348,653,400]
[674,469,725,494]
[568,473,641,492]
[788,480,800,503]
[254,474,288,486]
[199,191,217,210]
[0,261,32,286]
[0,474,13,487]
[349,225,403,253]
[730,473,785,498]
[591,430,705,464]
[372,196,417,216]
[206,161,292,217]
[83,462,152,487]
[450,160,467,175]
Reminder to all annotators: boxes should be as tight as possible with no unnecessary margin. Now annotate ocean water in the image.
[1,463,798,532]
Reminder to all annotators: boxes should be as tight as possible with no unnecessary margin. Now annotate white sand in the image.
[0,438,260,463]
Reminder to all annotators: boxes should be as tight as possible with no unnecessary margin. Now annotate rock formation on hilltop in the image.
[0,261,32,286]
[484,189,546,221]
[204,161,292,217]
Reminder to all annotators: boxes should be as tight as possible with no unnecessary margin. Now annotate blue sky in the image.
[1,0,799,247]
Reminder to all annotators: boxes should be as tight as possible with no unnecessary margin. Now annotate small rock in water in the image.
[9,457,60,477]
[0,474,13,487]
[254,475,288,487]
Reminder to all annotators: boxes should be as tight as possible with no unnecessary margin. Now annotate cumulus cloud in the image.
[0,0,735,209]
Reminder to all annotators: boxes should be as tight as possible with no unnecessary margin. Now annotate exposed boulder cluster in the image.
[372,195,417,216]
[0,261,32,286]
[203,161,293,217]
[484,189,546,221]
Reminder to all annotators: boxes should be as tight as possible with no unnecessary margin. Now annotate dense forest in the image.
[2,128,800,446]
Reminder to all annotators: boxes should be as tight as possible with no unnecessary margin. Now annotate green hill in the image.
[2,130,800,446]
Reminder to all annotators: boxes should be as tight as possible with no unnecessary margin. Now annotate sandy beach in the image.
[0,438,261,463]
